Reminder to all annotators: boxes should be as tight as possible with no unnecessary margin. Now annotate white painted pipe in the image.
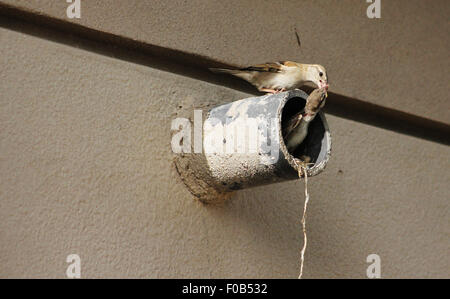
[174,89,331,203]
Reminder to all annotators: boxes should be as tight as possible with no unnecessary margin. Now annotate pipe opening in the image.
[281,96,326,166]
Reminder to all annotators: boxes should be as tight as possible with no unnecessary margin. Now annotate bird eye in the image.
[319,72,324,77]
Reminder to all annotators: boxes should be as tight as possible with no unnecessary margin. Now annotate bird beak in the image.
[318,80,329,90]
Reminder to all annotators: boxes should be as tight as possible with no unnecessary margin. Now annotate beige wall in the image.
[2,0,449,123]
[0,1,449,278]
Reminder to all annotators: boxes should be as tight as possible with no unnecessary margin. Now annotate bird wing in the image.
[240,62,283,73]
[240,61,296,73]
[283,112,304,138]
[210,61,300,90]
[211,61,297,74]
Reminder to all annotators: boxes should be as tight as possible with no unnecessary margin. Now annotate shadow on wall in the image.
[0,5,449,145]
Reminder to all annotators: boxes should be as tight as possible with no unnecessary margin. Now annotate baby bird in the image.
[210,61,328,94]
[283,87,328,153]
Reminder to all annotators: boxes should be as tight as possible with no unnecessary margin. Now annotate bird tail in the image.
[209,67,241,75]
[209,67,255,82]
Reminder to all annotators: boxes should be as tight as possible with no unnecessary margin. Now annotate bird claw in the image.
[260,88,286,94]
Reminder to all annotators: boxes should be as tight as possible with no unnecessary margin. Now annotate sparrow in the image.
[283,87,328,154]
[210,61,328,94]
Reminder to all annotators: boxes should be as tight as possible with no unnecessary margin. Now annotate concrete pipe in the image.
[174,89,331,203]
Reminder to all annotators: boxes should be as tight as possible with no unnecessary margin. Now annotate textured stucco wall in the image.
[1,27,449,278]
[1,0,449,124]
